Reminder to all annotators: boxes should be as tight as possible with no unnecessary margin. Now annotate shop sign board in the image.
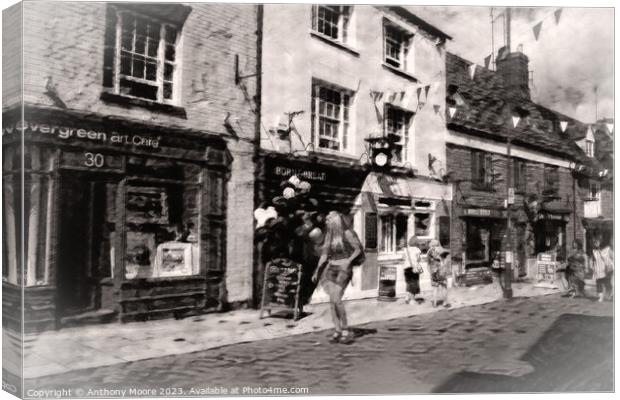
[536,252,557,281]
[260,258,303,320]
[464,208,506,218]
[378,266,397,301]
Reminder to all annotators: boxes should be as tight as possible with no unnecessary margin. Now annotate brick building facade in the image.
[445,51,590,283]
[2,2,260,331]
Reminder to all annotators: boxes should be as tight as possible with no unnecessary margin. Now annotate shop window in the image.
[465,222,490,263]
[543,165,560,196]
[414,212,431,237]
[311,81,352,152]
[589,181,601,200]
[104,6,183,103]
[383,20,412,70]
[513,158,527,193]
[380,214,408,253]
[535,221,566,261]
[585,140,594,157]
[124,183,200,279]
[312,5,352,43]
[384,104,412,163]
[471,151,494,190]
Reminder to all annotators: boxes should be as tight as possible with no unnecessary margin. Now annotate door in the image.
[56,172,116,317]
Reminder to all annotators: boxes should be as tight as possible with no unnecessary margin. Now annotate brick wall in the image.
[447,143,585,263]
[600,188,613,219]
[18,3,260,304]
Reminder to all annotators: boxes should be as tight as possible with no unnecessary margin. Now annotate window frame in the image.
[311,81,352,153]
[585,140,595,157]
[543,164,560,196]
[383,19,413,71]
[513,158,527,193]
[471,150,494,191]
[379,212,409,254]
[384,104,413,163]
[311,5,352,44]
[110,8,181,105]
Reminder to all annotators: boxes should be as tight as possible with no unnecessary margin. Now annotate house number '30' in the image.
[84,152,104,168]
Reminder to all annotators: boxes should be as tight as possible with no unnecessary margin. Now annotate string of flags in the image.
[531,8,563,41]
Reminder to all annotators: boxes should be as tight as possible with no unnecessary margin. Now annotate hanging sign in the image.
[260,258,303,320]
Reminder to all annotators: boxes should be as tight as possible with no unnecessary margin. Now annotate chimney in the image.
[496,51,530,100]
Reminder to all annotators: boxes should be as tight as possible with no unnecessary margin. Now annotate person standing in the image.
[312,211,363,344]
[428,240,449,307]
[404,237,424,304]
[592,235,614,302]
[566,239,587,298]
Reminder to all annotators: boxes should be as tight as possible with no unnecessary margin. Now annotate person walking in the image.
[312,211,363,344]
[566,239,587,298]
[591,235,614,302]
[404,237,424,304]
[428,240,449,307]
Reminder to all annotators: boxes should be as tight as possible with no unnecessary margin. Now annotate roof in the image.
[388,7,452,40]
[445,52,590,162]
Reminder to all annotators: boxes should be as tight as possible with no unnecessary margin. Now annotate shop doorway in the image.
[56,172,117,320]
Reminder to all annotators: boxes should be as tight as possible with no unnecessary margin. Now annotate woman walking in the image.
[312,211,363,344]
[566,239,587,298]
[592,235,614,302]
[404,237,424,304]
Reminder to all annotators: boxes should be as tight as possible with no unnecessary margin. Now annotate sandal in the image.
[339,333,354,345]
[329,331,341,344]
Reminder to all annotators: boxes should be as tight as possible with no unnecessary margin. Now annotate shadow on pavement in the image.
[433,313,613,393]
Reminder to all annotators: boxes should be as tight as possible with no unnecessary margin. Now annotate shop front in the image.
[2,107,231,332]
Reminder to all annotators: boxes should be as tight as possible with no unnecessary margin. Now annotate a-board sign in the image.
[260,258,302,320]
[537,252,557,281]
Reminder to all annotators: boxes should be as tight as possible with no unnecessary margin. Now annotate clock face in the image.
[374,152,388,167]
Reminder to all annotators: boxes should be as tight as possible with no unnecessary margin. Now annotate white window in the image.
[312,5,352,43]
[112,10,179,103]
[311,82,352,152]
[380,213,408,253]
[385,104,412,163]
[383,21,412,70]
[585,140,594,157]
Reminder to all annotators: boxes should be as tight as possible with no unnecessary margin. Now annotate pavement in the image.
[15,279,562,380]
[24,290,613,395]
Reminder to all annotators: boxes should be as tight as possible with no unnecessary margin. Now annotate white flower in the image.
[283,187,295,199]
[288,175,301,187]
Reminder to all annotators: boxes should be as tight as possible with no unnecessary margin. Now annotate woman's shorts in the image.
[322,259,352,288]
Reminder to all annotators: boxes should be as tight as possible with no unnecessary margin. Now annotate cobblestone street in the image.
[26,294,613,395]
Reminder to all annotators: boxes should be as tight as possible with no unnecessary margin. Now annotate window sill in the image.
[472,185,496,193]
[101,92,187,119]
[310,30,360,57]
[381,62,418,82]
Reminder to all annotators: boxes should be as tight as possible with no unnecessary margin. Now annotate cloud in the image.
[410,6,614,123]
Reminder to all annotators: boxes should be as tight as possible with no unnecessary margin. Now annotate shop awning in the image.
[361,172,453,201]
[582,218,613,230]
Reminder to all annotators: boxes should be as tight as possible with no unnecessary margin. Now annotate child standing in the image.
[404,237,424,304]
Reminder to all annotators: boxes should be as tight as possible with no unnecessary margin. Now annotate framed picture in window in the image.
[154,242,194,277]
[126,186,169,225]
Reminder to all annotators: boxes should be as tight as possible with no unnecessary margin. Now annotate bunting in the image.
[433,104,441,115]
[424,85,430,100]
[532,21,543,41]
[512,116,521,128]
[560,121,568,133]
[606,123,614,134]
[554,8,563,25]
[484,54,492,69]
[468,64,477,80]
[448,107,457,118]
[416,87,422,101]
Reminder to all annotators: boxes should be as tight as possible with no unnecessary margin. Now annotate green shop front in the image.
[2,107,231,332]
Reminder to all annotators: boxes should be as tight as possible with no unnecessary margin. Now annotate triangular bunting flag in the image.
[532,21,543,41]
[424,85,431,100]
[484,54,492,69]
[606,123,614,134]
[416,87,422,101]
[448,107,457,118]
[512,116,521,128]
[560,121,568,132]
[469,64,476,80]
[554,8,563,25]
[433,104,441,115]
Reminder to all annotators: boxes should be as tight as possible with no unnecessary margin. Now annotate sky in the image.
[410,6,614,124]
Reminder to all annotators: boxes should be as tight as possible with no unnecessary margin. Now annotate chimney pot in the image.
[496,52,530,100]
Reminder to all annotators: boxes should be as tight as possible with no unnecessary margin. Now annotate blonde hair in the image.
[323,211,347,256]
